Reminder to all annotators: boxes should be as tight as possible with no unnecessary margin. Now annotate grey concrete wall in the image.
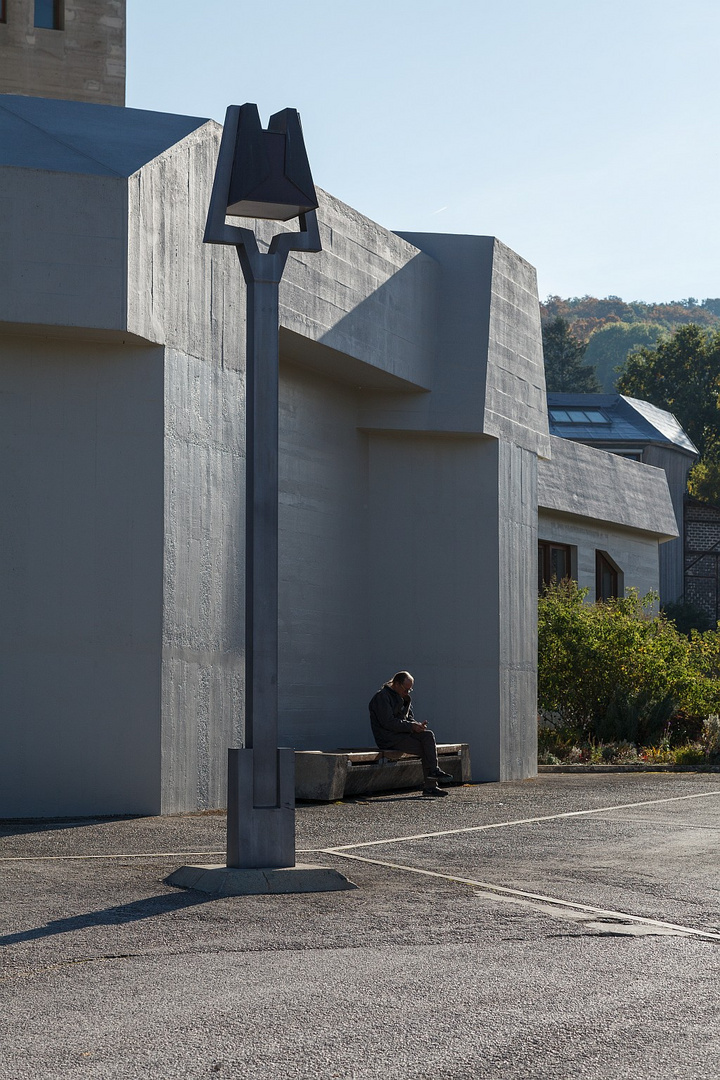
[126,126,441,809]
[384,233,550,454]
[277,361,372,748]
[539,436,678,539]
[0,0,125,105]
[0,167,128,331]
[128,123,438,391]
[281,196,437,391]
[160,347,245,814]
[365,434,537,782]
[127,124,237,360]
[0,334,163,817]
[643,444,694,603]
[497,440,538,780]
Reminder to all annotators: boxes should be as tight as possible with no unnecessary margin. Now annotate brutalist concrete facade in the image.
[0,96,678,817]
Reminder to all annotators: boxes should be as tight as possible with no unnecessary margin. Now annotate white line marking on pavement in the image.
[320,849,720,942]
[310,790,720,852]
[0,851,226,862]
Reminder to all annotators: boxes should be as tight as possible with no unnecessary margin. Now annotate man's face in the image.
[398,677,414,697]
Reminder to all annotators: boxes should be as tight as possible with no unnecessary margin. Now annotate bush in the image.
[538,580,720,744]
[662,600,713,635]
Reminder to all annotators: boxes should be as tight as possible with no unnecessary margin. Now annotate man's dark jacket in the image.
[369,683,416,748]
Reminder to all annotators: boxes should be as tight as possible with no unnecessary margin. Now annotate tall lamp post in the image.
[205,104,320,871]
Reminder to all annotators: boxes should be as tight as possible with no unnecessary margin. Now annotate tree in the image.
[617,324,720,459]
[583,321,663,392]
[687,458,720,505]
[541,294,720,335]
[542,316,601,393]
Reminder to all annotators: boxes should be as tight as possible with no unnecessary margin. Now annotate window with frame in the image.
[0,0,6,23]
[34,0,63,29]
[596,550,621,601]
[538,540,572,592]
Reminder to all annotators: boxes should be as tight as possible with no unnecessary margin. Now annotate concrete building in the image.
[547,393,697,603]
[0,14,680,816]
[0,0,125,105]
[0,93,680,817]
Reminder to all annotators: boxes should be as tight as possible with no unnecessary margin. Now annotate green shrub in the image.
[538,580,720,742]
[671,744,707,769]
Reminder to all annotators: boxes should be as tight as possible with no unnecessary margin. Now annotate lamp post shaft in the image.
[216,214,320,870]
[243,271,281,806]
[224,244,296,869]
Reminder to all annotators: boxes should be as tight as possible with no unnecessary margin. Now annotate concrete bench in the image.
[295,743,471,801]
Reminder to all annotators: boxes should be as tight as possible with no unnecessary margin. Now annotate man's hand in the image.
[411,721,427,733]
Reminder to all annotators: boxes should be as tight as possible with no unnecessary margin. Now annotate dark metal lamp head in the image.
[204,103,320,246]
[226,104,318,221]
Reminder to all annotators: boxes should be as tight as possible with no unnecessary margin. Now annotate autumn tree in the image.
[542,316,601,393]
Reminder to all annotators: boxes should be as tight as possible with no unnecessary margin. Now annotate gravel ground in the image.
[1,773,719,1079]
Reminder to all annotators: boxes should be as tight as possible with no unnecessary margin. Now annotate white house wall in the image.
[538,510,663,602]
[537,437,676,605]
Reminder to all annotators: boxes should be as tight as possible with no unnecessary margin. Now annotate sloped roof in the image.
[0,94,209,177]
[547,392,698,456]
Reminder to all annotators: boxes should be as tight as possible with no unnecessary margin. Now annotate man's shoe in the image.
[427,767,453,783]
[422,785,450,797]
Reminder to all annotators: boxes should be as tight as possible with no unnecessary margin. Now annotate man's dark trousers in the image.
[379,728,439,779]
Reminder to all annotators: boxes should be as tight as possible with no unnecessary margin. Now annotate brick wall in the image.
[684,499,720,621]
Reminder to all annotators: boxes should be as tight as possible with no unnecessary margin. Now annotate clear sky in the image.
[126,0,719,304]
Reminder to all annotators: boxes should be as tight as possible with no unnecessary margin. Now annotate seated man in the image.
[369,671,453,797]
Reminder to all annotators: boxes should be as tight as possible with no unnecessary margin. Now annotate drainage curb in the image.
[538,763,719,773]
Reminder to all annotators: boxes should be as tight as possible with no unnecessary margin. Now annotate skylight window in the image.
[549,408,609,424]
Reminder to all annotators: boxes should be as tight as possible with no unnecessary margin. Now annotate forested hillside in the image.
[541,296,720,340]
[540,296,720,393]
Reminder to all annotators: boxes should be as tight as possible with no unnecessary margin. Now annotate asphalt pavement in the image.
[2,772,719,1080]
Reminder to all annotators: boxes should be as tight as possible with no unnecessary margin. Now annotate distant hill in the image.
[540,296,720,391]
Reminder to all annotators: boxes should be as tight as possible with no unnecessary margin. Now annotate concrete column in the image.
[367,433,537,782]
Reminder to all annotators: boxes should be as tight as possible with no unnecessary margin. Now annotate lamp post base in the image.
[165,863,357,896]
[226,747,295,868]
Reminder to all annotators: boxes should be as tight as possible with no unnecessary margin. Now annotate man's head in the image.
[390,671,414,696]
